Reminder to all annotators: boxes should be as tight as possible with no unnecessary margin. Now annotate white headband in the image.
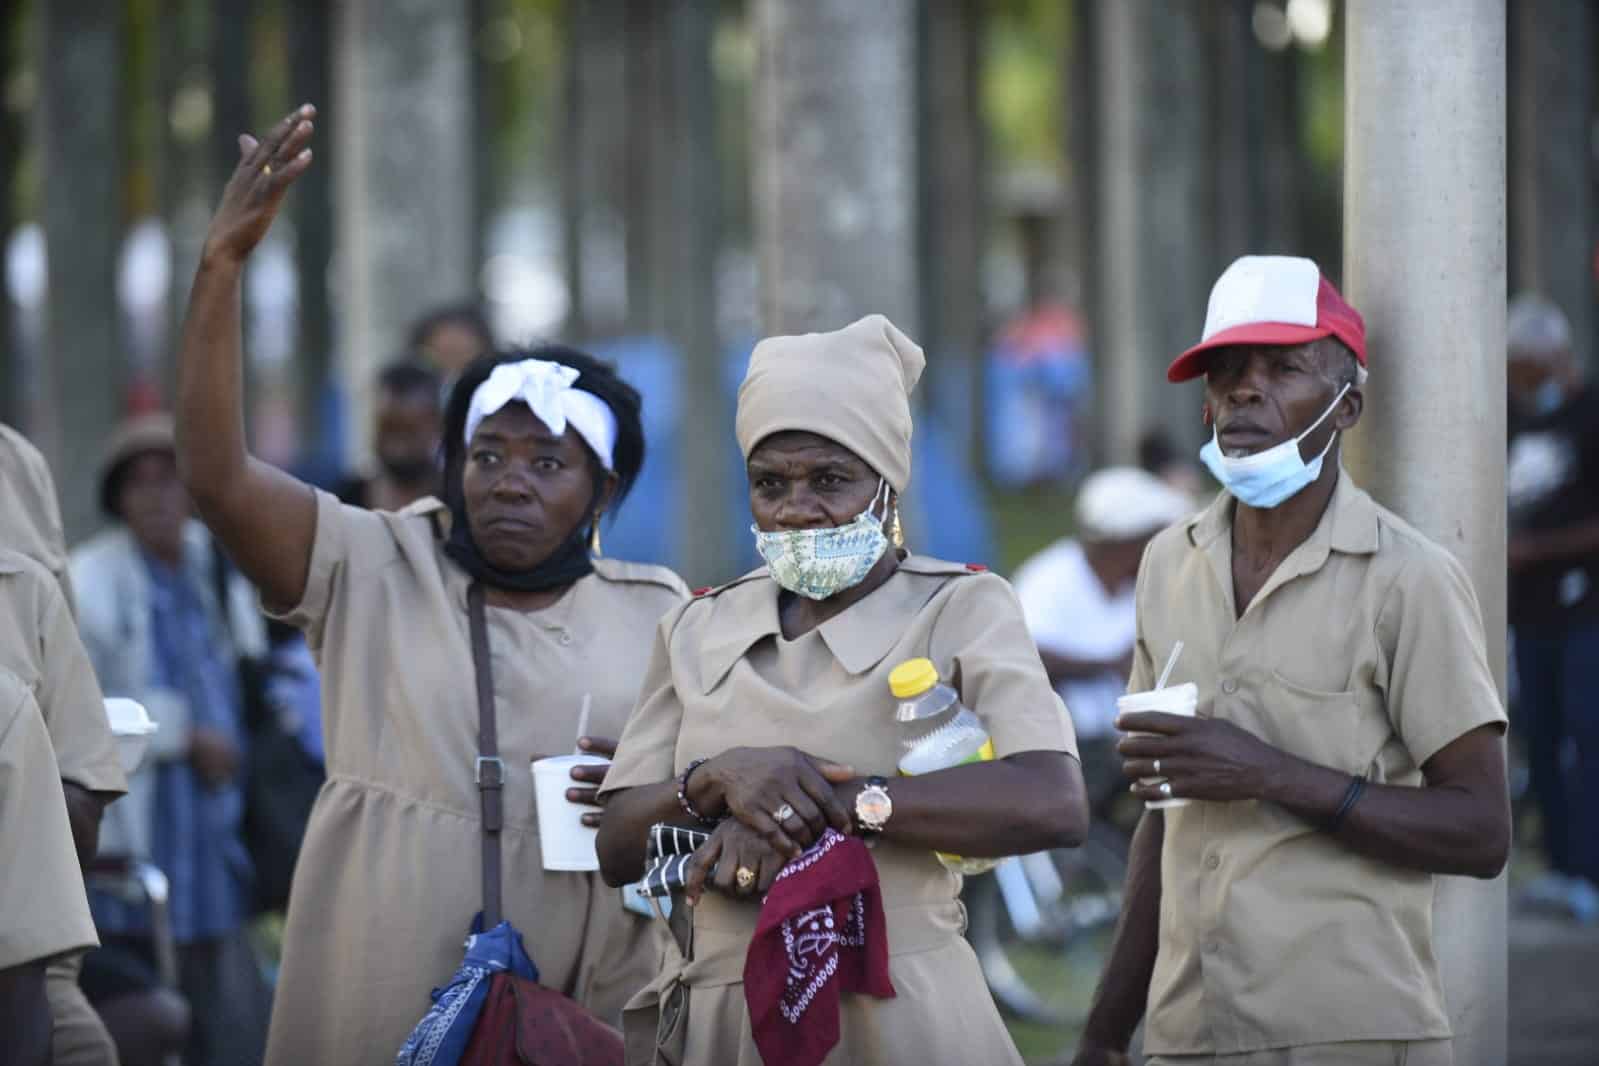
[464,359,618,470]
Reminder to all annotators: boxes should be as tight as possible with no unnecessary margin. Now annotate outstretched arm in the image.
[175,104,319,611]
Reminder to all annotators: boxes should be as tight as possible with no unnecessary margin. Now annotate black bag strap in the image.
[467,583,505,927]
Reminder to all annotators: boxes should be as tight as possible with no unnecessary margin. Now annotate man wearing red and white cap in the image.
[1074,256,1510,1066]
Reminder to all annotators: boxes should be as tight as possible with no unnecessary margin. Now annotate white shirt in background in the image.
[1011,538,1136,738]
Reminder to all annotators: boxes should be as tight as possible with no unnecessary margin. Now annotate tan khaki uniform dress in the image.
[601,557,1079,1066]
[263,492,686,1066]
[1132,471,1505,1066]
[0,422,75,604]
[0,551,127,1066]
[0,667,98,970]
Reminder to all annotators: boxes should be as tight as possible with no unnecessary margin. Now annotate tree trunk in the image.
[38,0,123,540]
[663,0,728,586]
[1509,0,1595,368]
[562,0,628,340]
[918,0,985,470]
[288,0,334,467]
[333,0,475,470]
[1091,0,1210,464]
[752,0,919,334]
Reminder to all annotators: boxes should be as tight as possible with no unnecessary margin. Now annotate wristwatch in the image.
[854,775,893,837]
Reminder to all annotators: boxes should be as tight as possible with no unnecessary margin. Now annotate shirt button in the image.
[1205,854,1220,870]
[1205,940,1219,954]
[1221,678,1238,694]
[558,631,573,646]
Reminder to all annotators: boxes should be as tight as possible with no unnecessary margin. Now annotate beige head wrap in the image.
[735,314,926,492]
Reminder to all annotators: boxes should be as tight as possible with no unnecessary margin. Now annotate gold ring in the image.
[773,803,796,823]
[735,866,756,891]
[262,163,273,176]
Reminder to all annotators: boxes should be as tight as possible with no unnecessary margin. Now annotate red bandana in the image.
[743,830,895,1066]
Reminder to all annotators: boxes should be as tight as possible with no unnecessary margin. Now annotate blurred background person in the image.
[408,302,496,387]
[70,414,271,1066]
[1507,293,1599,924]
[1137,427,1207,504]
[1011,467,1194,810]
[333,361,444,511]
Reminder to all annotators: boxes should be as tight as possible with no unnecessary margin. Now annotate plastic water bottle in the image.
[889,657,999,875]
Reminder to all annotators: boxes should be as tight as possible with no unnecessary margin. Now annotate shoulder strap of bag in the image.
[467,582,505,927]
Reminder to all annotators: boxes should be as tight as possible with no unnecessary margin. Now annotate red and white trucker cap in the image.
[1166,255,1367,382]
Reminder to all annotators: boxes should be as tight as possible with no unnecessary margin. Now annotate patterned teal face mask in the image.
[753,480,892,601]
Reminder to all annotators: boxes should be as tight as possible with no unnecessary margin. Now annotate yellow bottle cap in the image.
[889,657,940,699]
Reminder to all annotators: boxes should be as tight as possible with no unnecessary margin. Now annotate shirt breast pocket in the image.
[1265,671,1389,776]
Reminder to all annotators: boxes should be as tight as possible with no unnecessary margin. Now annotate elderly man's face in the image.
[1203,344,1357,460]
[747,431,890,533]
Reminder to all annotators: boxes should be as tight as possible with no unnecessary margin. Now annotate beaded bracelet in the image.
[1326,774,1367,834]
[677,758,719,826]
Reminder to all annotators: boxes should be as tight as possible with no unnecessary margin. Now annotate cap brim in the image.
[1166,323,1332,382]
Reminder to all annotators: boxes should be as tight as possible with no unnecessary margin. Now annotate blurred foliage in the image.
[982,0,1068,170]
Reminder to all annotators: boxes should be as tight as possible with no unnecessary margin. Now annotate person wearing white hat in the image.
[1013,468,1193,755]
[1074,256,1510,1066]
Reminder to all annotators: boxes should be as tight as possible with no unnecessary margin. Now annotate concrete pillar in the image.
[1342,4,1507,1064]
[752,0,918,335]
[333,0,475,469]
[1092,0,1210,465]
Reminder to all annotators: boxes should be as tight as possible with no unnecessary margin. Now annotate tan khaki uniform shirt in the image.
[1131,469,1506,1055]
[602,558,1079,1066]
[0,668,97,968]
[0,551,124,796]
[0,423,74,605]
[262,491,687,1066]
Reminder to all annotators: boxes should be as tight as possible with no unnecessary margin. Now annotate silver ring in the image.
[1159,781,1173,798]
[773,803,796,823]
[1153,759,1161,776]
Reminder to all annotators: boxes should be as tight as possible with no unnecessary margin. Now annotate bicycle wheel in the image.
[966,824,1128,1036]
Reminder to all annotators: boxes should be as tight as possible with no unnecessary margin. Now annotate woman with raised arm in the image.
[175,105,688,1064]
[596,315,1089,1065]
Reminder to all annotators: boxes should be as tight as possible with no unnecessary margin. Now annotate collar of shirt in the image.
[1184,466,1381,616]
[694,557,959,692]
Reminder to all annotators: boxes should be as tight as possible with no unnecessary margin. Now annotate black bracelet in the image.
[1326,774,1367,834]
[677,758,718,827]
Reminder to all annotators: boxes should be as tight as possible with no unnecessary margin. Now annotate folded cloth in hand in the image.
[743,829,895,1066]
[640,824,713,898]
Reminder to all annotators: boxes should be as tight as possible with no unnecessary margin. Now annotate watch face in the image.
[856,785,892,828]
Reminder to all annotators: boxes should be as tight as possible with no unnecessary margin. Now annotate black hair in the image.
[407,304,495,356]
[440,345,646,525]
[376,360,442,402]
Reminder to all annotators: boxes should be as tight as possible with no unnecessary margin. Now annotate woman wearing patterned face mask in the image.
[598,314,1089,1065]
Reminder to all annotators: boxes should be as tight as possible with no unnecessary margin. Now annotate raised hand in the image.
[201,103,317,266]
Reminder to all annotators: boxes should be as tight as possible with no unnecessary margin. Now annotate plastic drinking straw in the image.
[574,694,592,755]
[1155,641,1185,691]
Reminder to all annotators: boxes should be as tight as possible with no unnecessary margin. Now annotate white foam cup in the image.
[532,753,610,871]
[104,698,159,774]
[1116,682,1199,810]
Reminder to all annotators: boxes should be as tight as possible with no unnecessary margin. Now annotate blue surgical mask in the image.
[753,480,891,600]
[1199,384,1349,509]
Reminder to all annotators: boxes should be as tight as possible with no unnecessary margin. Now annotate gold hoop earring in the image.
[891,504,905,550]
[589,518,603,557]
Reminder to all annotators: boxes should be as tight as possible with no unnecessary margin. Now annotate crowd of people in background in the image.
[0,100,1588,1066]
